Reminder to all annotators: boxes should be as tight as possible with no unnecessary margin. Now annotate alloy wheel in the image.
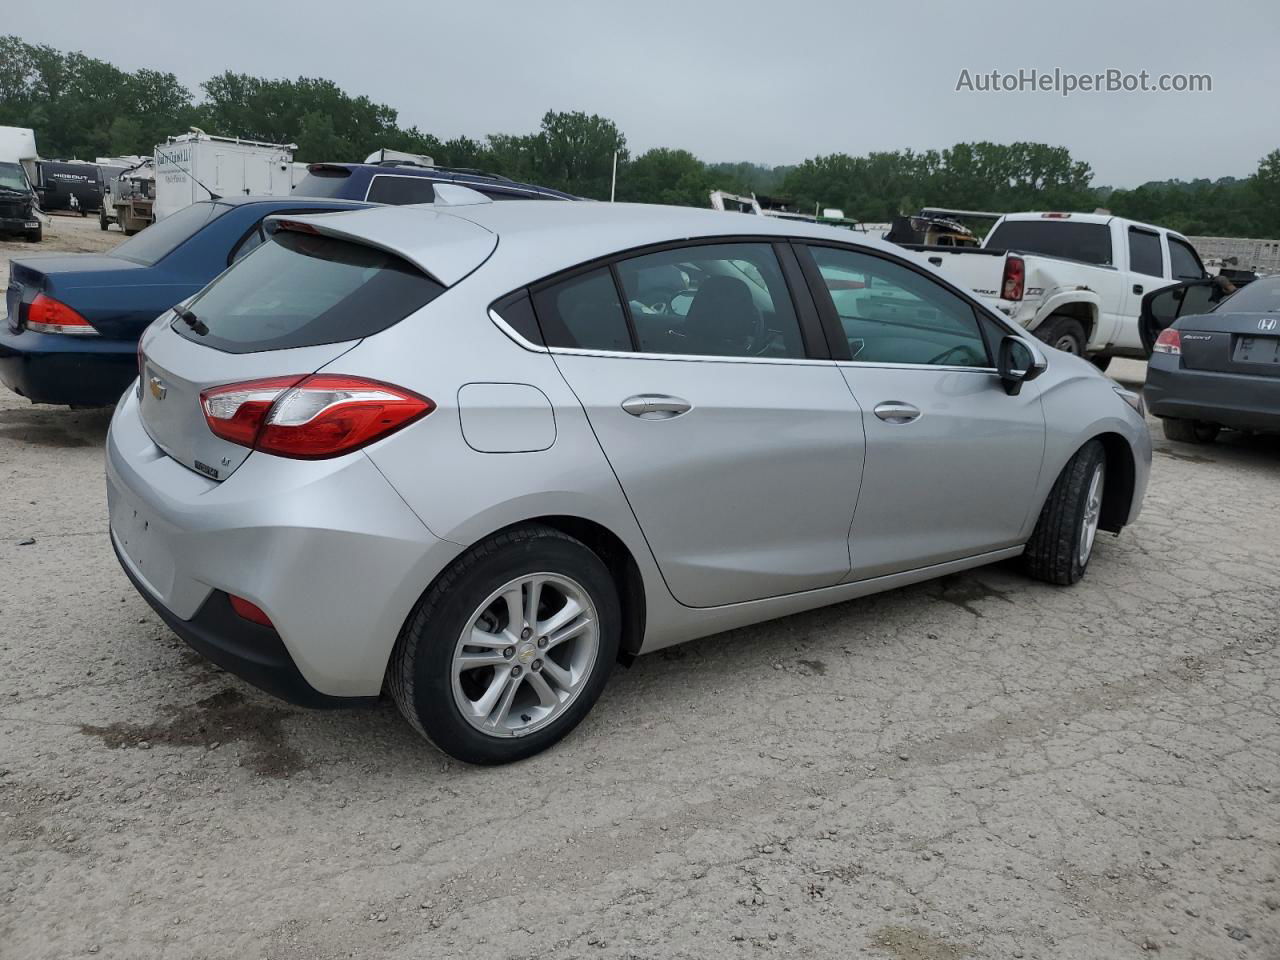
[451,573,599,738]
[1077,463,1105,566]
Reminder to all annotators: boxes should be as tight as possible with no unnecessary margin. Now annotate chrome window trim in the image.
[488,308,835,366]
[836,360,999,374]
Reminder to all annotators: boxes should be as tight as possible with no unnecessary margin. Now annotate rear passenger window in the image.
[614,243,805,358]
[366,176,436,205]
[1128,228,1164,277]
[531,269,632,352]
[807,246,990,367]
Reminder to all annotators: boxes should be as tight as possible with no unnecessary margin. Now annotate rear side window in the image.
[173,230,444,353]
[985,220,1113,266]
[367,175,436,205]
[531,268,632,352]
[1128,228,1164,277]
[112,201,230,266]
[1169,237,1204,280]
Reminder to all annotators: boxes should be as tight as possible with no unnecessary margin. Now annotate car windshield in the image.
[1215,276,1280,313]
[112,201,231,266]
[0,162,28,192]
[292,169,352,199]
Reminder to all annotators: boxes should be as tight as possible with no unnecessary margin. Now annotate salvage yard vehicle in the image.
[107,199,1151,765]
[100,157,155,234]
[1144,274,1280,442]
[900,212,1206,365]
[0,125,43,242]
[33,159,103,214]
[1,196,368,405]
[293,159,577,204]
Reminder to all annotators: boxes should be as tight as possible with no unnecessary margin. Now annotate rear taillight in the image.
[200,375,433,459]
[1153,328,1181,355]
[1001,255,1025,301]
[27,294,97,336]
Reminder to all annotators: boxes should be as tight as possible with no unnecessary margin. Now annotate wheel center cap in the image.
[516,642,537,664]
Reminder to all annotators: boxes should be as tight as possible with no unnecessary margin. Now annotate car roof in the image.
[997,211,1179,235]
[307,162,577,199]
[279,200,915,289]
[215,195,371,209]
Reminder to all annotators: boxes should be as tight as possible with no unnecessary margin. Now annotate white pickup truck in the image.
[904,212,1207,366]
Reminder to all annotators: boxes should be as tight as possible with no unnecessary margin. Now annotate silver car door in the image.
[532,242,865,608]
[800,243,1047,580]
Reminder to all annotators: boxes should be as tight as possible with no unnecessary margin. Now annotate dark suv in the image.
[293,161,577,204]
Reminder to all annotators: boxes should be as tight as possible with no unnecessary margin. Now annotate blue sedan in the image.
[1,196,369,405]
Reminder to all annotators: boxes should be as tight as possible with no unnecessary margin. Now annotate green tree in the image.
[616,148,711,206]
[530,110,627,199]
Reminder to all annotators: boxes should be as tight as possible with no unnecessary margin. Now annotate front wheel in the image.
[1022,440,1106,585]
[1036,315,1087,357]
[25,223,42,243]
[389,525,620,764]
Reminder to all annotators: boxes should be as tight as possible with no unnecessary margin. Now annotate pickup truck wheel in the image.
[1022,439,1106,586]
[98,209,108,231]
[25,223,42,243]
[1161,418,1219,444]
[1036,316,1086,356]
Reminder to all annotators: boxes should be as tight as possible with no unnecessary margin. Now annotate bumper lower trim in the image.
[112,537,378,710]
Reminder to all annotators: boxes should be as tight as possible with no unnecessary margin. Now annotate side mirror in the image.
[998,335,1046,396]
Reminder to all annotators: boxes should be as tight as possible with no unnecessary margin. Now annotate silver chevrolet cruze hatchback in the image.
[107,196,1151,764]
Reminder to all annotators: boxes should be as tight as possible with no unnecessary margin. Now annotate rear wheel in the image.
[1022,440,1106,585]
[390,524,620,765]
[1036,315,1087,356]
[1162,418,1219,444]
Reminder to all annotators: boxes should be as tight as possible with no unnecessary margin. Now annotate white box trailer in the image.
[153,132,299,221]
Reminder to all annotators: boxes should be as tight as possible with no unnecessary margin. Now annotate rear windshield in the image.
[113,201,230,266]
[986,220,1114,266]
[292,168,353,200]
[172,229,443,353]
[1215,276,1280,314]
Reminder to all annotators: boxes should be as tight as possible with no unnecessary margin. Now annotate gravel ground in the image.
[1,218,1278,960]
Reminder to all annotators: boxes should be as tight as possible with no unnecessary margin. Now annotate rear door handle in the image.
[621,394,692,419]
[1132,283,1144,294]
[873,401,921,424]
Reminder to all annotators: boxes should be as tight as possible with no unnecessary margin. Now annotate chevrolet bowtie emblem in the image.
[149,376,167,400]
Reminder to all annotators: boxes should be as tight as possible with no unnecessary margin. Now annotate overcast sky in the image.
[9,0,1279,186]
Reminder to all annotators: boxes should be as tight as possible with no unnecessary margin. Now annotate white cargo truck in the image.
[153,131,299,221]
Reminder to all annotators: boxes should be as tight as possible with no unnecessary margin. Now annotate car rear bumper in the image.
[0,327,137,405]
[1146,354,1280,432]
[105,389,463,700]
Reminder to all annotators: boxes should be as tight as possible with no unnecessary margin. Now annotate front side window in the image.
[366,176,436,205]
[1168,236,1204,280]
[1128,228,1164,277]
[806,246,991,367]
[613,243,805,358]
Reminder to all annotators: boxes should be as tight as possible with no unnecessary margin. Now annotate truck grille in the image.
[0,200,27,219]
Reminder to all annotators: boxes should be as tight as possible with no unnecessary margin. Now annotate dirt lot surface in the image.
[1,219,1278,960]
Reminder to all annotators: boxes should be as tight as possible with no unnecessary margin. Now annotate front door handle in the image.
[873,401,921,424]
[621,394,692,419]
[1133,283,1144,294]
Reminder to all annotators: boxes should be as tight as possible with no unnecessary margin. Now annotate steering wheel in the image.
[927,344,976,366]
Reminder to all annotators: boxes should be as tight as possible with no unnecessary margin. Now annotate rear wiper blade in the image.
[174,305,208,336]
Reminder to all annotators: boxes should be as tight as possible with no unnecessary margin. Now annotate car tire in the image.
[389,524,620,765]
[25,223,41,243]
[99,210,108,231]
[1161,418,1219,444]
[1036,315,1087,356]
[1090,355,1113,372]
[1022,439,1106,586]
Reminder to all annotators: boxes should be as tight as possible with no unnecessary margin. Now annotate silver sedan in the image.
[106,197,1151,764]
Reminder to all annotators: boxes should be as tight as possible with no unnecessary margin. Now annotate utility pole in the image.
[610,151,617,202]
